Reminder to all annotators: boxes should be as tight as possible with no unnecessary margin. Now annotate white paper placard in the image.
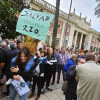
[11,77,30,96]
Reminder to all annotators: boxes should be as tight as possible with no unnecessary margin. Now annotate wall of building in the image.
[30,0,100,51]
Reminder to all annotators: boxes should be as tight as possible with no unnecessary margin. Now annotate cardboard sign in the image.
[11,77,30,96]
[16,9,54,41]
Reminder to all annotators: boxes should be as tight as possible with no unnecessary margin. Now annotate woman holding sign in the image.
[6,47,34,100]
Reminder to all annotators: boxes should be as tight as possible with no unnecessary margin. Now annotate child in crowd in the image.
[28,51,47,100]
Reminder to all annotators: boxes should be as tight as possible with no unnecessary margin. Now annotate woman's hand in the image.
[13,75,21,81]
[10,66,19,73]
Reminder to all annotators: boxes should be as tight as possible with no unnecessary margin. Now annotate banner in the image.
[16,9,54,41]
[11,77,30,96]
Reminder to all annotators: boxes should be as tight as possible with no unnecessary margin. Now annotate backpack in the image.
[62,81,68,95]
[62,65,76,94]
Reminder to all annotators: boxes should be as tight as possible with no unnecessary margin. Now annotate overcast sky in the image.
[45,0,100,32]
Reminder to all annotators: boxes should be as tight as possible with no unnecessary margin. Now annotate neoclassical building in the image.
[30,0,100,51]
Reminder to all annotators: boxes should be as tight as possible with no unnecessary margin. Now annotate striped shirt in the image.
[58,53,69,66]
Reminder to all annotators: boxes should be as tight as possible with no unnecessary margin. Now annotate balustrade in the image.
[32,0,78,25]
[32,0,68,18]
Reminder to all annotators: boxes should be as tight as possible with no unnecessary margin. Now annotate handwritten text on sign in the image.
[16,9,54,41]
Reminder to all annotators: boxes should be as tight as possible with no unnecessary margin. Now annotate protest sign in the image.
[11,77,30,96]
[16,9,54,41]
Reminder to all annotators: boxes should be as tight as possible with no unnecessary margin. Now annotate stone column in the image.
[84,34,92,50]
[50,34,52,46]
[74,31,78,49]
[60,22,65,49]
[67,25,75,48]
[79,34,83,49]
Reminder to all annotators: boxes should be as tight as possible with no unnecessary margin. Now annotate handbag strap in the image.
[33,58,41,71]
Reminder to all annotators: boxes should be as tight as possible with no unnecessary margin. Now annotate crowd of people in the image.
[0,39,100,100]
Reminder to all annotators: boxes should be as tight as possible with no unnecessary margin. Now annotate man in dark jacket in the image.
[5,42,19,96]
[65,58,85,100]
[0,41,7,97]
[0,41,7,73]
[6,42,19,68]
[5,42,19,77]
[65,65,77,100]
[41,48,57,91]
[51,49,57,85]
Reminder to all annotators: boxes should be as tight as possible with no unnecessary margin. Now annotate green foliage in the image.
[0,0,23,39]
[95,0,100,17]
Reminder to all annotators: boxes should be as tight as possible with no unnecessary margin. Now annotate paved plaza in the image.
[1,82,64,100]
[28,88,65,100]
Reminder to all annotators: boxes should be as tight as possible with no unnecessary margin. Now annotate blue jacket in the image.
[64,58,76,72]
[6,56,34,84]
[11,56,34,72]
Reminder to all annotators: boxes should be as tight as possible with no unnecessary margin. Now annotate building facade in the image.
[30,0,100,51]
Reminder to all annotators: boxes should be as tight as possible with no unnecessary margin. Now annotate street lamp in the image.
[23,0,31,7]
[63,0,73,48]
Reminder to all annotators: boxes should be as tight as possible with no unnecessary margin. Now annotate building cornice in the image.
[31,0,99,35]
[31,0,68,20]
[76,25,90,33]
[89,28,100,36]
[71,13,90,25]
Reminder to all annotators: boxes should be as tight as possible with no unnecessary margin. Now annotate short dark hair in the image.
[86,53,95,61]
[53,48,56,51]
[17,40,21,45]
[39,48,42,52]
[40,50,46,56]
[10,42,16,49]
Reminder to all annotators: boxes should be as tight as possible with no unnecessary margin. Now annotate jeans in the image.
[64,71,67,81]
[65,92,77,100]
[57,65,65,82]
[9,84,27,100]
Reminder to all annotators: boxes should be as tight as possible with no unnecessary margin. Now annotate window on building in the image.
[90,46,93,51]
[94,47,96,51]
[58,24,61,29]
[72,44,74,48]
[65,40,68,48]
[55,38,59,46]
[45,35,50,44]
[76,43,79,49]
[96,48,98,52]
